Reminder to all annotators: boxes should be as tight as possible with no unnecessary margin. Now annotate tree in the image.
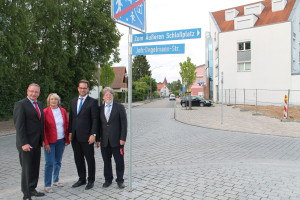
[167,79,182,92]
[132,55,151,81]
[179,57,196,109]
[132,81,149,101]
[100,63,115,88]
[0,1,39,120]
[140,75,157,95]
[0,0,121,119]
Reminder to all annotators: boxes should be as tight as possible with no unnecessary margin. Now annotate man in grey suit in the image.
[14,83,45,200]
[69,80,99,190]
[96,87,127,189]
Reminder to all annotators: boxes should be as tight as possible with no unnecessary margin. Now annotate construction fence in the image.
[222,88,300,120]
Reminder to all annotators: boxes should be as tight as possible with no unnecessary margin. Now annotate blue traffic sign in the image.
[111,0,146,32]
[132,28,201,43]
[132,44,185,55]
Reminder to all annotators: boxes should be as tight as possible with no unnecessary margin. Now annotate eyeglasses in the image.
[28,90,40,94]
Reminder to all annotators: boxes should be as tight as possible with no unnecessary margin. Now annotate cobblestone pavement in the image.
[0,99,300,199]
[174,99,300,138]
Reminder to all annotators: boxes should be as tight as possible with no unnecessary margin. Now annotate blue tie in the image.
[78,98,83,114]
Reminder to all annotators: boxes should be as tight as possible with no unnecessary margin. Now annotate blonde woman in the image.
[43,93,70,193]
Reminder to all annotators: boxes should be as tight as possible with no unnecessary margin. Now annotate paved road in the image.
[1,99,300,199]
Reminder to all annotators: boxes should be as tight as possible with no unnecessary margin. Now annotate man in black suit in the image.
[96,87,127,189]
[14,83,45,200]
[69,80,99,190]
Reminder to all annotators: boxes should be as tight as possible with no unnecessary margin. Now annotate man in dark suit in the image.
[69,80,99,190]
[14,83,45,200]
[96,87,127,189]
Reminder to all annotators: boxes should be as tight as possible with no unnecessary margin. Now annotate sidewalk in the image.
[175,102,300,138]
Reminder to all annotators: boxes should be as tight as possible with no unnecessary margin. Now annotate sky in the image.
[112,0,259,83]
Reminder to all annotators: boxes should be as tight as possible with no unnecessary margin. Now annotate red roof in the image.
[110,67,127,89]
[212,0,296,32]
[157,84,164,91]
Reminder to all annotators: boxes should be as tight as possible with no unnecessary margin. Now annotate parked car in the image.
[180,96,213,107]
[169,94,176,101]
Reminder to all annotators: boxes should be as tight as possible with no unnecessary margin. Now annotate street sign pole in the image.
[128,27,133,192]
[111,0,146,192]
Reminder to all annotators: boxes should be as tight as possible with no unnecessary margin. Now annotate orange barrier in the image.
[283,95,288,119]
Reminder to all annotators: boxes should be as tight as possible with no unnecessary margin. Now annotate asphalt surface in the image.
[0,98,299,199]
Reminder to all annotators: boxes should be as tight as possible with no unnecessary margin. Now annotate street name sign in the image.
[111,0,146,32]
[132,44,185,55]
[132,28,201,43]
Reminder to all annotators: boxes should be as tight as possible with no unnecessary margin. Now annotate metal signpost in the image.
[111,0,146,192]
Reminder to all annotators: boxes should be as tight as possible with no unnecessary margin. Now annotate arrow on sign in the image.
[114,0,144,19]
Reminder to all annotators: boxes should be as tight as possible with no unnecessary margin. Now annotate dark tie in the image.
[33,102,41,119]
[78,98,83,114]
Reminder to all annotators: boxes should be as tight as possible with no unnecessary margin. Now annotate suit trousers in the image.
[71,136,95,183]
[101,143,124,183]
[18,147,41,197]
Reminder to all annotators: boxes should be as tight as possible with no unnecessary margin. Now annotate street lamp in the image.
[98,63,101,106]
[124,73,128,106]
[150,66,164,100]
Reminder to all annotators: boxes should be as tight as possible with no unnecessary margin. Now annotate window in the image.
[237,41,251,71]
[238,62,251,71]
[238,41,251,50]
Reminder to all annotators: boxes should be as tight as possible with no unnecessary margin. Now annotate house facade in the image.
[190,64,210,99]
[90,66,127,99]
[110,66,128,93]
[209,0,300,104]
[157,77,170,97]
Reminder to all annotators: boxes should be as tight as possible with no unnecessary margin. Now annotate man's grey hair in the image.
[28,83,40,89]
[103,87,114,96]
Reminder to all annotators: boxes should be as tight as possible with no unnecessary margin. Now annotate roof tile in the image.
[212,0,296,32]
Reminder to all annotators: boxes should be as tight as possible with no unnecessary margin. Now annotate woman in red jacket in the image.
[43,93,70,193]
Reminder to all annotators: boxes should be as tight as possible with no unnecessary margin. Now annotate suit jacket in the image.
[14,98,44,148]
[68,96,99,142]
[43,106,70,145]
[99,101,127,148]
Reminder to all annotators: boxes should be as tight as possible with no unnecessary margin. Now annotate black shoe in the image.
[23,197,32,200]
[85,182,94,190]
[72,180,86,188]
[102,181,112,188]
[30,190,45,197]
[117,182,125,189]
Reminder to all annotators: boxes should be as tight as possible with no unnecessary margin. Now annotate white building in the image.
[209,0,300,105]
